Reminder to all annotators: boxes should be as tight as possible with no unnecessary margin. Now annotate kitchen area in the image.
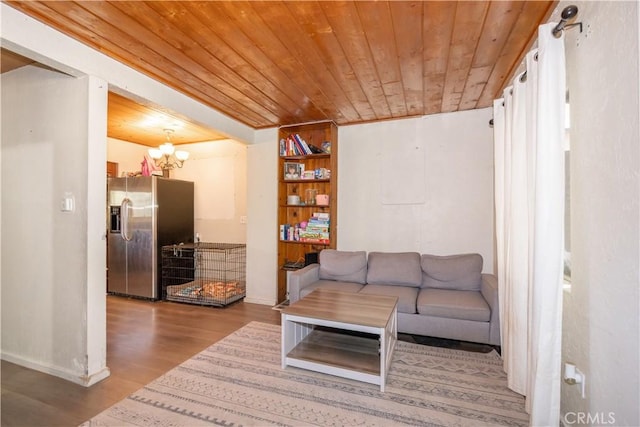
[106,93,249,306]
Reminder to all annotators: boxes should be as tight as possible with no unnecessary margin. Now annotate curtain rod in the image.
[518,7,581,86]
[489,6,582,127]
[552,5,582,37]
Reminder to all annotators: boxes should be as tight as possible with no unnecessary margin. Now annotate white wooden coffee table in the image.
[281,289,398,392]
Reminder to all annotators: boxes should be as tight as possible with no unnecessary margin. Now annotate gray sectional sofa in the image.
[288,249,500,346]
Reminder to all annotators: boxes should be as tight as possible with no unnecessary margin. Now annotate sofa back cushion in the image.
[421,253,483,291]
[318,249,368,284]
[366,252,422,287]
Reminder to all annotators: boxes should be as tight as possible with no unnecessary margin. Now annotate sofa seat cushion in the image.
[421,253,483,291]
[358,284,417,314]
[367,252,422,287]
[417,288,490,322]
[299,280,364,299]
[319,250,368,284]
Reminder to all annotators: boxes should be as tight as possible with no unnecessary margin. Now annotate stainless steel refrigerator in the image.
[107,176,194,299]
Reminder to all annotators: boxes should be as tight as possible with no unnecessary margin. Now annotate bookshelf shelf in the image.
[281,204,331,208]
[283,179,331,183]
[281,154,330,160]
[278,240,331,245]
[277,122,338,303]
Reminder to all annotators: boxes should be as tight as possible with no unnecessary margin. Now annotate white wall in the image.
[560,1,640,424]
[106,137,149,176]
[245,128,278,305]
[1,65,109,386]
[339,109,495,271]
[172,140,247,243]
[107,138,248,244]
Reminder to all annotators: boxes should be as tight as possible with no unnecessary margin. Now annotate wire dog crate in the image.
[162,243,246,306]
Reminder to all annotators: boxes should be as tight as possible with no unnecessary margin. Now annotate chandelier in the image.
[148,129,189,171]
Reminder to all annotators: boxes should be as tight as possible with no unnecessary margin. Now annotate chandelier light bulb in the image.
[148,148,163,159]
[175,150,189,161]
[159,142,175,155]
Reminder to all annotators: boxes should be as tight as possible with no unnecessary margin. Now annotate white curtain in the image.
[493,23,566,426]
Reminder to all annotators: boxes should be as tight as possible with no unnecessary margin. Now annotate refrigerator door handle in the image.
[121,197,133,241]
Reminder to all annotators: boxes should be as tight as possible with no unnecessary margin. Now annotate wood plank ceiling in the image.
[4,1,556,139]
[107,92,227,146]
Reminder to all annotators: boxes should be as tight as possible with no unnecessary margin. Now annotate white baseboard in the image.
[83,367,111,386]
[1,351,111,387]
[243,296,277,306]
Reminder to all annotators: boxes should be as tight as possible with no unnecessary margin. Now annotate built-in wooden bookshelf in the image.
[277,121,338,303]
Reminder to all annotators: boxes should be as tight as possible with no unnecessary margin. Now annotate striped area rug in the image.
[81,321,528,426]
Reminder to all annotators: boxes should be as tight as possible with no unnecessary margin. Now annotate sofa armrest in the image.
[288,264,320,303]
[481,273,501,346]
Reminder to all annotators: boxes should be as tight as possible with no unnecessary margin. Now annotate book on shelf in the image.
[291,134,307,155]
[299,237,330,244]
[280,211,330,243]
[299,231,329,241]
[280,137,294,156]
[313,212,330,219]
[306,222,328,230]
[279,133,315,156]
[291,135,304,155]
[309,216,329,222]
[307,144,324,154]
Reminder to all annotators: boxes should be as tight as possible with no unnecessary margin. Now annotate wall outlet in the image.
[240,216,247,224]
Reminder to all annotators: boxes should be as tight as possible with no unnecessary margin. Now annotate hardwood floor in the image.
[1,295,281,427]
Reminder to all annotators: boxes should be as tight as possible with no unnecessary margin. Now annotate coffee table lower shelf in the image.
[281,315,396,391]
[285,328,381,381]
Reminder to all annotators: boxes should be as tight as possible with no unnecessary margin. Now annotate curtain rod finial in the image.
[561,5,578,20]
[553,5,580,37]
